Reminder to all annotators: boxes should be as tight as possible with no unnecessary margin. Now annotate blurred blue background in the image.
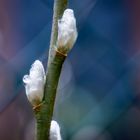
[0,0,140,140]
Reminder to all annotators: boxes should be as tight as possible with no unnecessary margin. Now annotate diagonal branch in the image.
[35,0,68,140]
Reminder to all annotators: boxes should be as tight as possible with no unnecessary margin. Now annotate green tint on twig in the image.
[35,50,66,140]
[35,0,68,140]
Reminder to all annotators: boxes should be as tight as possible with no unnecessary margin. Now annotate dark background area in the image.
[0,0,140,140]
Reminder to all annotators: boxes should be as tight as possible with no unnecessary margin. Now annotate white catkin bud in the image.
[50,120,62,140]
[57,8,78,55]
[23,60,45,106]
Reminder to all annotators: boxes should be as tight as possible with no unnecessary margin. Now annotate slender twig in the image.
[34,0,68,140]
[35,50,66,140]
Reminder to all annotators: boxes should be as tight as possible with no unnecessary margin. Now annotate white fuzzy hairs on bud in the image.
[57,8,78,55]
[23,60,45,106]
[50,120,62,140]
